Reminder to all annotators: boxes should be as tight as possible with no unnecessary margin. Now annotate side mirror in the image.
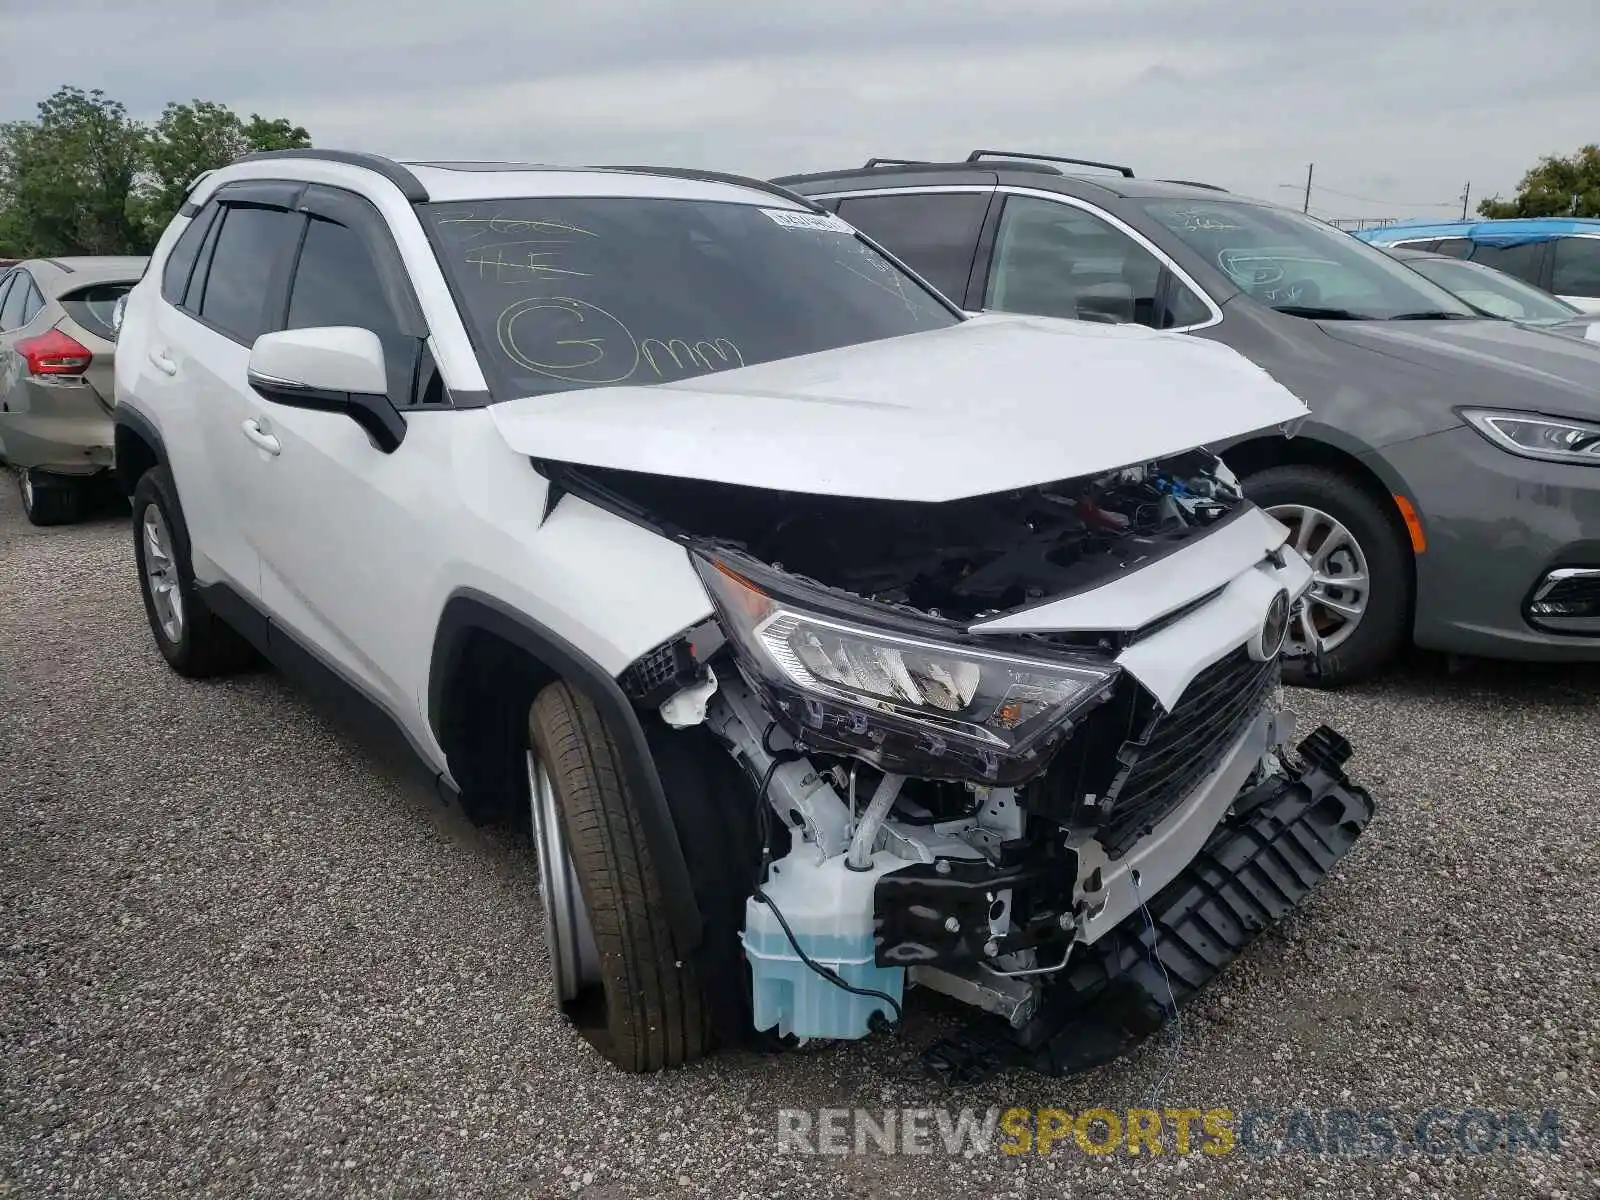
[247,327,405,453]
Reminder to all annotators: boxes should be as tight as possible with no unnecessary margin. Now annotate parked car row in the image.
[773,152,1600,684]
[96,149,1381,1082]
[2,147,1594,1084]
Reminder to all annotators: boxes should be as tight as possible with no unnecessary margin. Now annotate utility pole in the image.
[1302,162,1314,213]
[1460,182,1471,220]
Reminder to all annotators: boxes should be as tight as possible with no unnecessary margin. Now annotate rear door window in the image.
[1467,241,1544,285]
[1552,237,1600,299]
[0,272,30,330]
[197,204,303,343]
[1430,238,1472,258]
[18,277,44,325]
[834,192,990,301]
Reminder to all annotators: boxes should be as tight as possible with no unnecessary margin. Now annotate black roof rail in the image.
[1158,178,1229,192]
[231,149,430,203]
[863,157,933,168]
[967,149,1134,178]
[594,165,825,212]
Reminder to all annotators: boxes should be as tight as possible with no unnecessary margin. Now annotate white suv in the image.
[113,150,1376,1080]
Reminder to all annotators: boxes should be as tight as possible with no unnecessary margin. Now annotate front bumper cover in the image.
[919,725,1376,1082]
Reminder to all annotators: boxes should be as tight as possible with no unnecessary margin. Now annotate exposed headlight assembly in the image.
[694,551,1118,784]
[1461,408,1600,466]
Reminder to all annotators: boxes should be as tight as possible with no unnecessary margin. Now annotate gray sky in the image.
[6,0,1597,221]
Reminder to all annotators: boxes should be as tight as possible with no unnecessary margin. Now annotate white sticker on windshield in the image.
[762,208,853,233]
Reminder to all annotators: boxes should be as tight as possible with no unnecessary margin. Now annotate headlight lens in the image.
[1461,408,1600,466]
[694,551,1118,783]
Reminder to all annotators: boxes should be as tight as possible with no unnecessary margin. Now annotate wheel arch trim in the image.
[427,588,704,951]
[112,405,169,496]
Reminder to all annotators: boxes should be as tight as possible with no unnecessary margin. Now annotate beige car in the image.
[0,256,147,525]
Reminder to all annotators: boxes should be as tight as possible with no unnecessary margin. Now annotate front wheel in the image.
[1244,465,1412,687]
[527,681,708,1071]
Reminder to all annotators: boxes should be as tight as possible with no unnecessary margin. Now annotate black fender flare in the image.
[112,405,169,495]
[427,588,703,952]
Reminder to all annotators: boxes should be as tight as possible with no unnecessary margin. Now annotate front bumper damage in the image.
[918,726,1375,1083]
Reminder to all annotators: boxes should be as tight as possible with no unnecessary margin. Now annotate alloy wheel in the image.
[526,751,602,1004]
[1266,503,1371,656]
[141,504,185,643]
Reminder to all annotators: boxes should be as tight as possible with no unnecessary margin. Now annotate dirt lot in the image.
[2,480,1597,1199]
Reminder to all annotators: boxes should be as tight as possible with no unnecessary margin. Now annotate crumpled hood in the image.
[490,313,1307,503]
[1317,317,1600,418]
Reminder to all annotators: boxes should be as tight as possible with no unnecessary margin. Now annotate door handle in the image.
[240,418,281,456]
[148,349,178,377]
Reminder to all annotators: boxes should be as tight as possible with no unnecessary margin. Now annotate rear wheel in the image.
[132,466,255,677]
[17,468,85,526]
[1244,465,1411,687]
[527,681,708,1071]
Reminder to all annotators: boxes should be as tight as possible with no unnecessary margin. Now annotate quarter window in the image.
[1431,238,1472,258]
[834,192,989,301]
[162,203,219,306]
[287,215,414,399]
[196,204,302,343]
[1552,237,1600,298]
[985,195,1208,329]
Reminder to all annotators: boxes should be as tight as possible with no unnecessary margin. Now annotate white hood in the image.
[489,313,1308,502]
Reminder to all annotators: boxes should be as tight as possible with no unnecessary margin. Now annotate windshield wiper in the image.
[1386,311,1475,321]
[1270,305,1371,320]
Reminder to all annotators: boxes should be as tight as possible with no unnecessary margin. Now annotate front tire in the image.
[18,468,84,526]
[1244,465,1411,687]
[527,681,707,1071]
[132,466,255,677]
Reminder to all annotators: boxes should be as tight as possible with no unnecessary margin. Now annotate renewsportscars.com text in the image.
[775,1106,1564,1158]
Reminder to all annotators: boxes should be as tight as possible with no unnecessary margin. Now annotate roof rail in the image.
[231,149,430,202]
[863,157,933,168]
[1158,179,1228,192]
[594,165,825,212]
[967,149,1134,178]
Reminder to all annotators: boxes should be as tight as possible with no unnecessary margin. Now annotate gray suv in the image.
[775,152,1600,685]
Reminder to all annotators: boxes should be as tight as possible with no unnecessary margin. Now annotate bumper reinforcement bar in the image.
[918,725,1376,1083]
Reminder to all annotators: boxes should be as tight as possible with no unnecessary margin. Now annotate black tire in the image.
[18,468,85,526]
[528,681,707,1071]
[1243,465,1411,687]
[131,466,256,677]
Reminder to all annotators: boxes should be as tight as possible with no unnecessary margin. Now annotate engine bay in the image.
[555,449,1246,622]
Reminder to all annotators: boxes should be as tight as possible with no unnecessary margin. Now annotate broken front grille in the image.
[1096,649,1279,855]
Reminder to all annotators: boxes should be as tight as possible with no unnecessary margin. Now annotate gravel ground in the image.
[2,478,1597,1200]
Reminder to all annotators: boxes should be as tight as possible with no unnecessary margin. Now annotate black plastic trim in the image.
[967,149,1135,177]
[213,179,308,210]
[111,405,169,493]
[233,150,430,203]
[198,581,454,795]
[427,589,703,950]
[595,165,825,213]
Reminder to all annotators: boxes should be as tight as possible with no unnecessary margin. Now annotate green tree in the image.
[1478,144,1600,219]
[0,87,148,256]
[142,100,310,235]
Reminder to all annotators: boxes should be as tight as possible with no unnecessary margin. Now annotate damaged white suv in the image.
[114,151,1375,1079]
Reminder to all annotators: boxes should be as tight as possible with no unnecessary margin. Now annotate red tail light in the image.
[17,329,93,376]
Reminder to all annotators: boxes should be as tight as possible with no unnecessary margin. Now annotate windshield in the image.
[1402,256,1581,324]
[1141,200,1477,320]
[423,197,957,399]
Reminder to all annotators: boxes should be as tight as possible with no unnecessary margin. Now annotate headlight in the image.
[1461,408,1600,466]
[694,551,1118,784]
